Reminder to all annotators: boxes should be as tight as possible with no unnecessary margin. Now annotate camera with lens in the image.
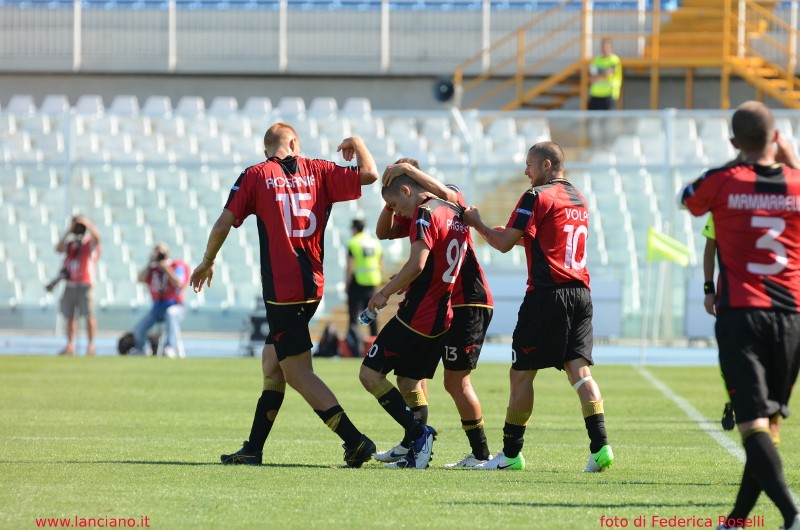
[45,267,69,292]
[72,222,87,236]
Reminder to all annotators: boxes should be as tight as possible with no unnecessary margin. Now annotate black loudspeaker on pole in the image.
[433,77,455,103]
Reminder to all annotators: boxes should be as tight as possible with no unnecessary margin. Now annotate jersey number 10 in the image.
[562,224,588,270]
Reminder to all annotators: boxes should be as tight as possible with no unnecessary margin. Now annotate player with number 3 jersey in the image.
[463,141,613,473]
[681,102,800,530]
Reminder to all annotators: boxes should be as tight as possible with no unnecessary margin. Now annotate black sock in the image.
[377,386,422,440]
[399,406,427,449]
[412,405,428,425]
[727,464,761,524]
[743,431,798,527]
[502,422,526,459]
[245,390,284,452]
[315,405,362,447]
[462,417,490,460]
[584,413,608,454]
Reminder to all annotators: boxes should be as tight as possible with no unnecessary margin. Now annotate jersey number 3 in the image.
[748,215,788,275]
[276,193,317,237]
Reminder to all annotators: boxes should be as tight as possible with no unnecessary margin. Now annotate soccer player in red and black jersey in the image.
[190,123,380,468]
[371,160,494,468]
[358,173,469,468]
[681,101,800,530]
[463,141,613,472]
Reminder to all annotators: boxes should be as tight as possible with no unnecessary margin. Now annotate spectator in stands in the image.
[346,218,383,337]
[132,243,190,358]
[190,123,379,468]
[53,215,101,356]
[462,141,613,473]
[588,38,622,111]
[681,101,800,530]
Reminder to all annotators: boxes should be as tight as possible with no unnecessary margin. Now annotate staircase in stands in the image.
[453,0,799,110]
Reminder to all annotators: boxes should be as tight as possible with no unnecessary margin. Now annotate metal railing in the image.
[0,0,674,75]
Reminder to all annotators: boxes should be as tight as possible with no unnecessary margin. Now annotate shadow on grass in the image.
[0,460,336,469]
[444,500,728,509]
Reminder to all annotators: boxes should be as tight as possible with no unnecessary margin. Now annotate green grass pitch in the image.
[1,356,798,529]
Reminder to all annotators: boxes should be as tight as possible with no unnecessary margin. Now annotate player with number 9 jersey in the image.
[396,197,470,337]
[507,181,590,292]
[225,156,361,304]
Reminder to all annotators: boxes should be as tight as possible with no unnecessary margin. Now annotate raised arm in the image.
[375,206,407,240]
[462,206,524,253]
[337,136,379,185]
[382,163,458,203]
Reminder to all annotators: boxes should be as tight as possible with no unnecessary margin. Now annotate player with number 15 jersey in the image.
[225,156,361,305]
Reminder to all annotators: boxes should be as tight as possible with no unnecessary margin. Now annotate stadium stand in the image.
[1,94,799,339]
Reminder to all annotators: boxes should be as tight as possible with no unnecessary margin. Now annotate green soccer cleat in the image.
[583,445,614,472]
[474,451,525,470]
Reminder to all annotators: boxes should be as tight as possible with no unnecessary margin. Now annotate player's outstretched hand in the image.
[190,262,214,293]
[462,206,481,227]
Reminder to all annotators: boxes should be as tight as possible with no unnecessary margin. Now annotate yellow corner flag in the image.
[646,227,691,267]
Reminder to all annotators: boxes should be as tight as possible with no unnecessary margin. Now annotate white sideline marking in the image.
[636,365,744,462]
[637,365,800,505]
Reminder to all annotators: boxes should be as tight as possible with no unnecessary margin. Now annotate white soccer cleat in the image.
[373,443,409,463]
[474,451,525,470]
[444,454,491,468]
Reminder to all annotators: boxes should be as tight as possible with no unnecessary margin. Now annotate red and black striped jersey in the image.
[682,161,800,312]
[224,156,361,304]
[396,197,470,337]
[388,186,493,308]
[506,179,591,291]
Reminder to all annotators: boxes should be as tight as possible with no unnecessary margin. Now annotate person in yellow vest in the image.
[346,218,383,336]
[588,38,622,110]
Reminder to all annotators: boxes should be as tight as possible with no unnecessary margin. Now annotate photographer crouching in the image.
[132,243,189,358]
[52,215,101,356]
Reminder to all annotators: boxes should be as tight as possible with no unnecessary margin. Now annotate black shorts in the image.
[265,301,320,361]
[716,308,800,423]
[441,306,493,371]
[362,317,444,380]
[511,285,593,371]
[588,96,615,111]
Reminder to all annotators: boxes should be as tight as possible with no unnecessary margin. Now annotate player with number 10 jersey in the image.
[507,181,590,292]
